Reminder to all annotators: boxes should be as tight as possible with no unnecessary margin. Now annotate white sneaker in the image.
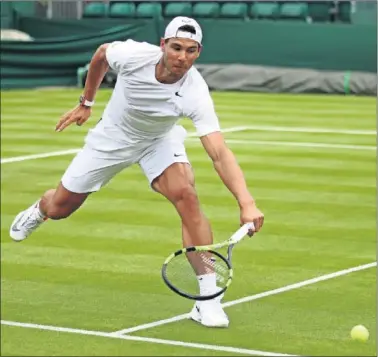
[189,294,229,328]
[9,201,47,242]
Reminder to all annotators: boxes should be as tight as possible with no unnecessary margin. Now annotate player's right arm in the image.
[81,43,110,108]
[55,43,110,132]
[56,39,141,132]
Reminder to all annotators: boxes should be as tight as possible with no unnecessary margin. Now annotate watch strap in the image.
[79,95,94,107]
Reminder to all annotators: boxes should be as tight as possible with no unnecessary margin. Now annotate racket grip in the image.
[231,223,255,243]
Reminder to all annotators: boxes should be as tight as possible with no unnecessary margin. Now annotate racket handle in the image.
[230,222,255,244]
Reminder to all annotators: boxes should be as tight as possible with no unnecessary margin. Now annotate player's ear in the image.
[197,45,202,56]
[160,38,167,51]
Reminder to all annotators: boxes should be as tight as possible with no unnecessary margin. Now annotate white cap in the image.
[164,16,203,45]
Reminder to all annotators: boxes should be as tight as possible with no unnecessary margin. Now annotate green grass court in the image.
[1,89,376,356]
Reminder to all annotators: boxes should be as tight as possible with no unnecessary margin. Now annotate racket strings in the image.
[164,250,230,298]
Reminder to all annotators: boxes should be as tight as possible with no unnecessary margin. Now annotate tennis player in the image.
[10,17,264,328]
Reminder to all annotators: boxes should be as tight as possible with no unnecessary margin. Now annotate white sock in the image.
[197,273,217,295]
[35,200,46,219]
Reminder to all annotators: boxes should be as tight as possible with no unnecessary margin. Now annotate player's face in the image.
[161,38,200,76]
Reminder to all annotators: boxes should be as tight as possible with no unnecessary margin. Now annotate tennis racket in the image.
[161,222,255,301]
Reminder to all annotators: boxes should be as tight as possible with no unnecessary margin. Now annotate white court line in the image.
[191,139,376,151]
[114,262,376,335]
[3,102,373,115]
[214,105,374,115]
[0,320,297,357]
[0,149,81,164]
[0,127,246,164]
[229,125,375,135]
[1,125,375,164]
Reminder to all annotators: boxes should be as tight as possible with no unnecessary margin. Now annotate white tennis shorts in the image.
[61,125,190,193]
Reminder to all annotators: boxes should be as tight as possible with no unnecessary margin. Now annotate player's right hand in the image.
[240,202,264,236]
[55,105,92,132]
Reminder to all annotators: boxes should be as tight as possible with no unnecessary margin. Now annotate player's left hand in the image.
[240,202,264,236]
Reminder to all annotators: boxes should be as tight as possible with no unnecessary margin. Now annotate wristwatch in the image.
[79,95,94,108]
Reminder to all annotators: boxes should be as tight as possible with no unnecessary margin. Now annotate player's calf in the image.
[40,183,89,220]
[10,183,90,241]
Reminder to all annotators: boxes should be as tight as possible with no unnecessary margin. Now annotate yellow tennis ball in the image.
[351,325,369,342]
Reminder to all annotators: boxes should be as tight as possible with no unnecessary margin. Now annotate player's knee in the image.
[174,184,197,203]
[172,184,201,218]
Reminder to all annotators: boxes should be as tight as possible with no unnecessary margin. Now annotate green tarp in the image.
[16,16,161,40]
[1,19,158,88]
[196,19,376,73]
[1,16,376,89]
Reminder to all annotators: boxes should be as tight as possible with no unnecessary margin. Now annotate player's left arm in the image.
[200,132,264,232]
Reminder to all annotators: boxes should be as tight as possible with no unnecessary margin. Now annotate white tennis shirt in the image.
[86,39,220,150]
